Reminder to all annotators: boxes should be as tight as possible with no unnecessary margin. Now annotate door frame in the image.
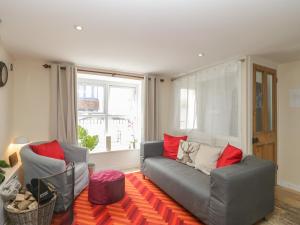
[252,63,277,165]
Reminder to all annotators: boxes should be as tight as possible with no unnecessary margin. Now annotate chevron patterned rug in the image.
[51,172,203,225]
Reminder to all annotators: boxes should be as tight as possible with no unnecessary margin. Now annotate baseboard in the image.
[278,180,300,193]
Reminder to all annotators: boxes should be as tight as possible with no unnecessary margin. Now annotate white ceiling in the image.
[0,0,300,76]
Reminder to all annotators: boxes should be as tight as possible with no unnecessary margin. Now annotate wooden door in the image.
[253,64,277,164]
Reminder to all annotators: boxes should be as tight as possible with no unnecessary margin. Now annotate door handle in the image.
[252,137,259,144]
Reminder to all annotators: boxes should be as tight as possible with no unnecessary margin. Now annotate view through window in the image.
[77,73,142,152]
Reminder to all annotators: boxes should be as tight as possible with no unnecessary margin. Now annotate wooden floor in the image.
[257,186,300,225]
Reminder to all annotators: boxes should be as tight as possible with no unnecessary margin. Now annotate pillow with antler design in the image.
[176,140,201,167]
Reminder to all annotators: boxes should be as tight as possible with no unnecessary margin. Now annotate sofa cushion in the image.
[176,140,200,167]
[195,144,222,175]
[163,134,187,160]
[143,156,210,223]
[217,144,243,168]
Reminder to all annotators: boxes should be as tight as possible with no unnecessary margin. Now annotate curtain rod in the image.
[171,58,246,81]
[43,64,145,80]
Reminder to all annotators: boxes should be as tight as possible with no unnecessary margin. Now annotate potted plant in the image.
[78,126,99,175]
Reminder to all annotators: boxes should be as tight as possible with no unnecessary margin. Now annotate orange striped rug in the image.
[52,172,203,225]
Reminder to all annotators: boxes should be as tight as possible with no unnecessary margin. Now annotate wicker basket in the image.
[4,194,57,225]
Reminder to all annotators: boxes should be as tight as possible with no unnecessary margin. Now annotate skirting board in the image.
[278,180,300,193]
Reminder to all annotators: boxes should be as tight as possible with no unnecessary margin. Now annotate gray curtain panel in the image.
[50,64,78,144]
[143,75,160,142]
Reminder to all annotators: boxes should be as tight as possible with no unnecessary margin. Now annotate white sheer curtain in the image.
[170,61,242,145]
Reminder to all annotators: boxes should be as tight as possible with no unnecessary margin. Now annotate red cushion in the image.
[216,144,243,168]
[30,140,65,160]
[163,133,187,160]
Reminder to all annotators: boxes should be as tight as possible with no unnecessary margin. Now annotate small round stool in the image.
[88,170,125,205]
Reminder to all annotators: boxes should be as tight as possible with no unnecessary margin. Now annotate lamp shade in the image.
[13,136,29,144]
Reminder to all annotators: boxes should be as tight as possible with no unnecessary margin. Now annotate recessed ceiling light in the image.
[198,53,204,57]
[74,25,83,31]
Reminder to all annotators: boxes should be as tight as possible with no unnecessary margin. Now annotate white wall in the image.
[277,60,300,192]
[0,42,14,160]
[89,150,140,171]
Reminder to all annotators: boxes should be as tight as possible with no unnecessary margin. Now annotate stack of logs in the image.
[6,187,38,212]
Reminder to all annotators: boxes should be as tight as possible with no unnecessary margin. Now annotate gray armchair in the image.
[20,141,89,212]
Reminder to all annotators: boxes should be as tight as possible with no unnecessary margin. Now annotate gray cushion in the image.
[143,156,210,224]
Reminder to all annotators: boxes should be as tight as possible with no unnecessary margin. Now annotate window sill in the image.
[89,148,140,155]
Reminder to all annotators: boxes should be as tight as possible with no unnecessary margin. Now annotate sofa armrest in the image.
[140,141,163,163]
[209,156,276,225]
[61,143,89,163]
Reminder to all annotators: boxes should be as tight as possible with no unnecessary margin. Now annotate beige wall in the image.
[277,60,300,191]
[12,59,51,142]
[0,42,14,160]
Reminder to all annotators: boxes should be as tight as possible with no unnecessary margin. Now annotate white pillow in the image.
[177,140,200,167]
[194,144,222,175]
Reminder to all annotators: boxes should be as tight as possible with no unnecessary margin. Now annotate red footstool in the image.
[88,170,125,205]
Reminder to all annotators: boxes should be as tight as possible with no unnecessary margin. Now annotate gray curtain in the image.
[143,75,160,141]
[50,64,78,144]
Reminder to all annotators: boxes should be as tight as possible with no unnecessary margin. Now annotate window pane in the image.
[108,116,138,150]
[78,85,84,98]
[108,86,136,115]
[267,74,273,131]
[85,85,92,98]
[77,83,104,112]
[180,89,197,129]
[78,115,105,151]
[180,89,188,129]
[255,71,263,132]
[95,86,104,112]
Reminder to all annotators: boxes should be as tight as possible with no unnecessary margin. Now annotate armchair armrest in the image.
[60,143,89,163]
[209,156,276,225]
[140,141,164,163]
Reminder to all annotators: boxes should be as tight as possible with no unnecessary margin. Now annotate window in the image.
[77,73,142,152]
[180,89,197,129]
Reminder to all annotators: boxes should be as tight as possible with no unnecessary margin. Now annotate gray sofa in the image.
[141,141,276,225]
[20,142,89,212]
